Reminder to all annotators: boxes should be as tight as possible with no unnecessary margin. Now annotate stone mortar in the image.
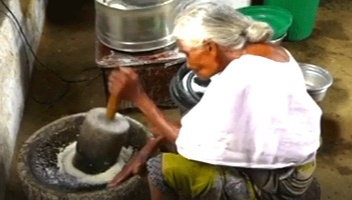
[17,113,152,200]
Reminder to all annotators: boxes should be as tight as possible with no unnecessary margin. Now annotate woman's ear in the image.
[205,41,219,59]
[204,40,218,53]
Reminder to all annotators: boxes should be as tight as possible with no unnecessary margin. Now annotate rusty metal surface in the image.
[96,41,185,108]
[95,41,186,69]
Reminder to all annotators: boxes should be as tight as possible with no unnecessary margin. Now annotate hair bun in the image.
[245,21,274,42]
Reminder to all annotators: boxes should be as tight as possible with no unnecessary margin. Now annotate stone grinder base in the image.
[17,113,152,200]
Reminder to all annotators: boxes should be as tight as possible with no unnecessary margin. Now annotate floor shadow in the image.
[319,115,343,155]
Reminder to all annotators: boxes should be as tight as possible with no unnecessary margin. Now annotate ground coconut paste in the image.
[57,142,133,185]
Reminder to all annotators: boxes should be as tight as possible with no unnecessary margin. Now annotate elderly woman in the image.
[107,1,321,199]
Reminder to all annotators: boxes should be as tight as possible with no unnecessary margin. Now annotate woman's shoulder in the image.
[244,43,290,63]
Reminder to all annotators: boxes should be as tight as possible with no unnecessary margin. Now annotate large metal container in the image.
[299,63,333,102]
[95,0,180,52]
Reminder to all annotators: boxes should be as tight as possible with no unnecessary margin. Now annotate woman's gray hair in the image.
[173,0,274,50]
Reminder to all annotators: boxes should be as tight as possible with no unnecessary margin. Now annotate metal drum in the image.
[95,0,180,52]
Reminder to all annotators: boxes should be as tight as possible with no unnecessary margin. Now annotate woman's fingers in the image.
[108,70,126,96]
[119,67,138,82]
[109,68,136,83]
[107,67,142,100]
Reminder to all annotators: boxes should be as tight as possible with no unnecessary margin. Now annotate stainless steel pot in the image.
[95,0,180,52]
[299,63,333,102]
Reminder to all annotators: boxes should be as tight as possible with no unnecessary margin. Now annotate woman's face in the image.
[178,40,222,79]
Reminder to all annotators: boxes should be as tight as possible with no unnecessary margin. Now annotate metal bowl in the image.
[299,63,333,102]
[270,33,286,45]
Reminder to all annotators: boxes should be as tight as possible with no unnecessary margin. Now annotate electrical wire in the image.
[0,0,102,105]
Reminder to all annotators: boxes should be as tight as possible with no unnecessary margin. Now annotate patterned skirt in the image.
[147,153,316,200]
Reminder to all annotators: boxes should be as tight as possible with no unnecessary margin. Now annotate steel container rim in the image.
[298,62,333,92]
[95,0,176,11]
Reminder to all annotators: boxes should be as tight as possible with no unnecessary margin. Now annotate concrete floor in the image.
[4,0,352,199]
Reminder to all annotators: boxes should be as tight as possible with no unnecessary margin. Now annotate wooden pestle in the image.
[106,94,119,120]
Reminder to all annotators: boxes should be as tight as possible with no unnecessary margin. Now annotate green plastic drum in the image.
[238,5,293,40]
[263,0,320,41]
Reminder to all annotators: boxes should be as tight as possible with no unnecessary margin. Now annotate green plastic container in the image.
[238,5,293,40]
[263,0,320,41]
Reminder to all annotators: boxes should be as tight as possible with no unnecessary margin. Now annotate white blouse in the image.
[176,53,322,169]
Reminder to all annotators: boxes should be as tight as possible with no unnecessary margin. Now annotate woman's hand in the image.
[108,67,145,102]
[107,150,148,188]
[107,136,165,188]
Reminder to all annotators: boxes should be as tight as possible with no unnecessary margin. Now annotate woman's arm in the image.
[108,67,180,143]
[134,91,180,143]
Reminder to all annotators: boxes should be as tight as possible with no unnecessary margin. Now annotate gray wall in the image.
[0,0,45,199]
